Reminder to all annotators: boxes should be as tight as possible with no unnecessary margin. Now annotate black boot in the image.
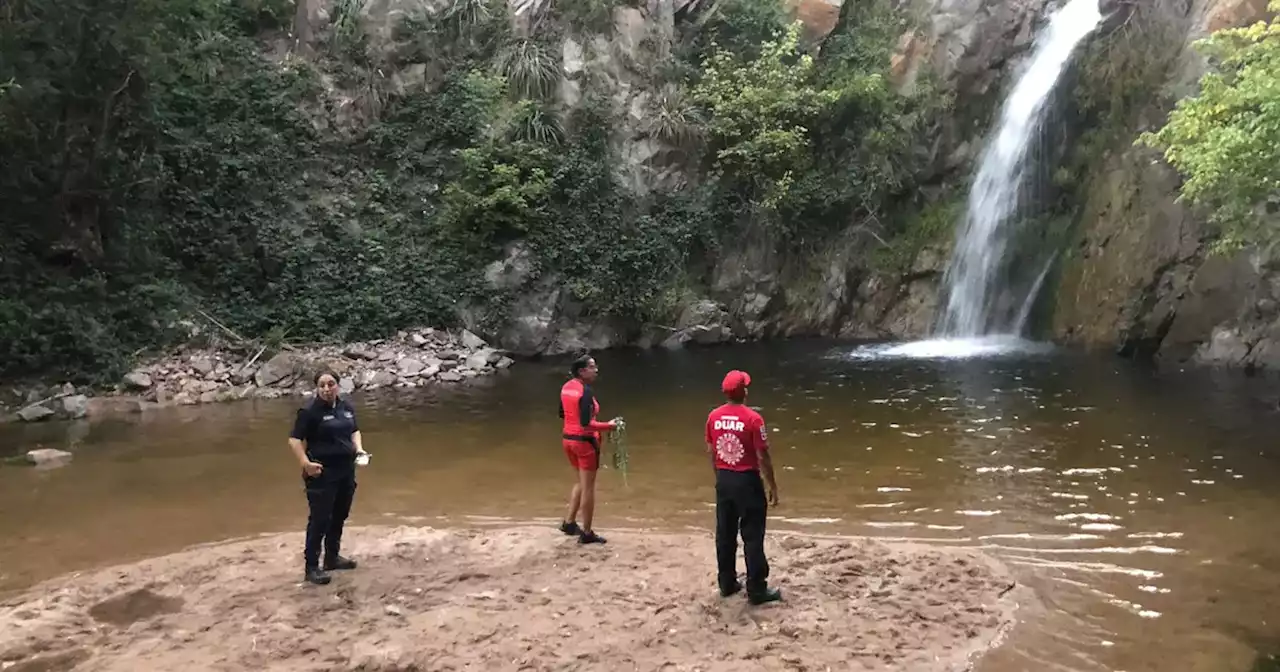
[324,555,357,571]
[559,521,582,536]
[720,580,743,598]
[747,587,782,605]
[305,567,331,585]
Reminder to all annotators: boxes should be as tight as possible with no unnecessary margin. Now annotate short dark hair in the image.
[570,353,594,378]
[314,369,340,385]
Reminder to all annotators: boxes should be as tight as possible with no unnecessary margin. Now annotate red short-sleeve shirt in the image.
[705,403,769,472]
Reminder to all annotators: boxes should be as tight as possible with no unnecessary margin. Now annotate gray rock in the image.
[439,360,460,372]
[460,329,487,350]
[254,353,303,387]
[123,372,153,390]
[397,357,426,376]
[494,284,561,356]
[410,333,429,347]
[546,322,616,356]
[61,395,89,420]
[438,351,461,361]
[190,357,215,376]
[25,448,72,468]
[483,243,536,291]
[466,348,496,371]
[344,346,378,360]
[677,299,728,330]
[496,356,514,369]
[367,371,397,389]
[86,397,144,418]
[230,368,254,385]
[661,330,691,350]
[60,382,76,396]
[438,370,464,383]
[199,391,218,404]
[339,377,356,395]
[17,405,55,422]
[1195,327,1252,366]
[689,325,732,345]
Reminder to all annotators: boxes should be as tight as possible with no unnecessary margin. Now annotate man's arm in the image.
[705,418,718,474]
[756,417,778,505]
[759,451,778,505]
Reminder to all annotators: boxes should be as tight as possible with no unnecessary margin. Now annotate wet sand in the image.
[0,525,1025,671]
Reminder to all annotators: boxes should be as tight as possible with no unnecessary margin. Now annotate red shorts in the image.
[563,439,599,471]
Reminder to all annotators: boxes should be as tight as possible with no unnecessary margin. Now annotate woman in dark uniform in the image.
[288,370,369,585]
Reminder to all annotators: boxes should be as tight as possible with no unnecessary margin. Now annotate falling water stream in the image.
[937,0,1102,339]
[863,0,1102,361]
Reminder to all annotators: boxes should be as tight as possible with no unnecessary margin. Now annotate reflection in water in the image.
[2,340,1280,671]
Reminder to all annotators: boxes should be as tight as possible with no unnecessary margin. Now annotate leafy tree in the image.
[693,23,837,211]
[1138,1,1280,252]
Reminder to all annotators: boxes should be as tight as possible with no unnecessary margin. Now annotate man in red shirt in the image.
[705,370,781,605]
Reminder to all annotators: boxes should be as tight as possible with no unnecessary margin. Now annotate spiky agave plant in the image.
[643,84,704,153]
[494,38,562,100]
[506,99,566,145]
[441,0,494,32]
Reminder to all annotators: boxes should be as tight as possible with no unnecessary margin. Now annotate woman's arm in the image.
[579,387,616,432]
[289,437,310,466]
[352,431,365,455]
[290,408,322,475]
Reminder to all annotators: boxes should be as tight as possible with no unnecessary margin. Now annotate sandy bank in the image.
[0,525,1027,671]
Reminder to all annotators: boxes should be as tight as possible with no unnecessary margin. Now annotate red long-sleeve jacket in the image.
[559,378,611,441]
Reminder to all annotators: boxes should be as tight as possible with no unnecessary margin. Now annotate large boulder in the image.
[17,405,54,423]
[122,371,153,390]
[61,395,89,420]
[254,352,306,387]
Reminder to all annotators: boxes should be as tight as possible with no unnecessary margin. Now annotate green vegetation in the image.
[1057,1,1185,201]
[870,193,961,273]
[0,0,941,383]
[1138,0,1280,253]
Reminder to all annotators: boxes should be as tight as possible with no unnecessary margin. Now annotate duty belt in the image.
[562,434,600,452]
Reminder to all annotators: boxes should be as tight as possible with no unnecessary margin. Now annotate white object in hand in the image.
[356,452,371,466]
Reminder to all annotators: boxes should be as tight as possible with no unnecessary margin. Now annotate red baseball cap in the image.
[722,370,751,394]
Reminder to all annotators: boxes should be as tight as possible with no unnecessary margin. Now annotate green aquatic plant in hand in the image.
[609,417,629,486]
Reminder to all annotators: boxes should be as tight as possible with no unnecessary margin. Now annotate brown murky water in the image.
[3,340,1280,671]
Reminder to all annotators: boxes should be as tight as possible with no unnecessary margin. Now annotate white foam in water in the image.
[846,336,1054,361]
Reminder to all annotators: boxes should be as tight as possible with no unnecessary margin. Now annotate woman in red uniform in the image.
[558,353,619,544]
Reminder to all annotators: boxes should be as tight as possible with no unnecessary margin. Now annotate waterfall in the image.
[935,0,1103,338]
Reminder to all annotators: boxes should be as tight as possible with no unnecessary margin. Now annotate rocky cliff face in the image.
[304,0,1275,365]
[438,0,1060,356]
[1052,0,1278,370]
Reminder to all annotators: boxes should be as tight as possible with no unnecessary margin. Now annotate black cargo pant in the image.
[302,464,357,569]
[715,468,769,593]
